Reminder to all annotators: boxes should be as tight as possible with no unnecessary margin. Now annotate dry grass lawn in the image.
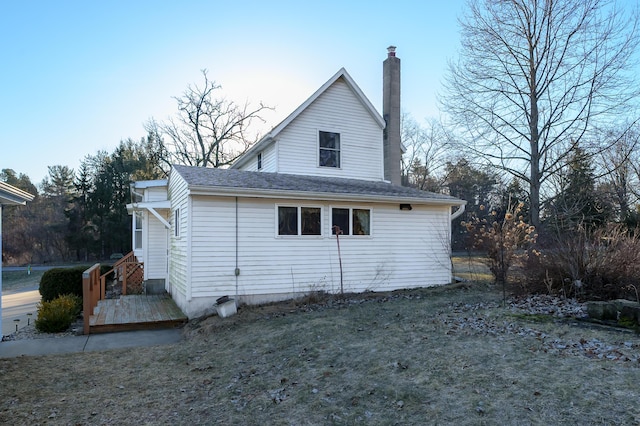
[2,277,640,425]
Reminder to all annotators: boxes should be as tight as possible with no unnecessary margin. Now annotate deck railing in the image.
[103,251,144,296]
[82,252,144,335]
[82,263,102,335]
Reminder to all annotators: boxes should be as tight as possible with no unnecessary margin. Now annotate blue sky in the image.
[0,1,465,184]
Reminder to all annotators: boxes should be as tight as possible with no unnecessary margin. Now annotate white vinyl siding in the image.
[180,196,452,316]
[146,186,167,202]
[168,170,189,299]
[189,196,238,300]
[275,79,383,180]
[237,143,278,172]
[145,209,168,281]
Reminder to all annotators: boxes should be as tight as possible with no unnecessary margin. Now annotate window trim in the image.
[330,206,372,237]
[318,130,341,168]
[276,204,323,237]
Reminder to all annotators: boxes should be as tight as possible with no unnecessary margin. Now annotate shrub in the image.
[522,225,640,301]
[35,294,82,333]
[39,266,91,302]
[462,202,537,302]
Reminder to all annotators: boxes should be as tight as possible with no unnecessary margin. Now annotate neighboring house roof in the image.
[173,165,465,206]
[231,68,385,170]
[0,181,35,205]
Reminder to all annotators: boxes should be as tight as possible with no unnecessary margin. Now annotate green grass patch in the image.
[1,270,44,292]
[452,255,493,283]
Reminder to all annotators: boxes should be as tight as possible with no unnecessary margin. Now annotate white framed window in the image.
[134,212,143,249]
[277,205,322,236]
[257,152,262,170]
[174,208,180,237]
[331,207,371,236]
[319,131,340,168]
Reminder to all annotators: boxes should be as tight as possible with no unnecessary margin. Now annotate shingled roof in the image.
[172,165,464,206]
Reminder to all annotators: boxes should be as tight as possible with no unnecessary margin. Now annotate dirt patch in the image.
[2,283,640,425]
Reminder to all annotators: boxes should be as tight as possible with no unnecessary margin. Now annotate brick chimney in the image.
[383,46,401,185]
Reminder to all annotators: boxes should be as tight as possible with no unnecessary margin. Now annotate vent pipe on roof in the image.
[383,46,402,185]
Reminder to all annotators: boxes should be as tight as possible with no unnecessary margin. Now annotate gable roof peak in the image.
[231,67,384,169]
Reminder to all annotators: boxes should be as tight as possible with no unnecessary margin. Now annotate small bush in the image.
[39,266,91,302]
[35,294,82,333]
[462,202,537,302]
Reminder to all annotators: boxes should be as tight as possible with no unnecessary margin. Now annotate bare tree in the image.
[442,0,639,227]
[401,114,450,191]
[148,69,272,168]
[597,126,640,220]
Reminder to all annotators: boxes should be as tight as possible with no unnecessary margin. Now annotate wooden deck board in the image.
[88,294,187,334]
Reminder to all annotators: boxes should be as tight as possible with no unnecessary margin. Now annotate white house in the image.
[0,181,34,338]
[128,47,466,318]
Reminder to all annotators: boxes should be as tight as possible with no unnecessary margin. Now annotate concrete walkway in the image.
[0,328,183,358]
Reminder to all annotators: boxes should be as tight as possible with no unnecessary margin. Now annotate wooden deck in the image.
[88,294,188,334]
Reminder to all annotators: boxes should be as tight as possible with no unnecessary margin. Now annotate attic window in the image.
[257,152,262,170]
[319,131,340,168]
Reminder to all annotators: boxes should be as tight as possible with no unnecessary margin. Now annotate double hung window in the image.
[319,131,340,168]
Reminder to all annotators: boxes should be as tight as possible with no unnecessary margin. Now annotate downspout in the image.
[450,204,466,221]
[235,197,239,303]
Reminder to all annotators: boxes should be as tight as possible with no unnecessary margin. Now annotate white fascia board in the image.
[187,186,466,207]
[133,180,168,189]
[0,182,35,205]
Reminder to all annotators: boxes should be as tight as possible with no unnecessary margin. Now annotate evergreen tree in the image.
[546,146,612,232]
[444,159,500,250]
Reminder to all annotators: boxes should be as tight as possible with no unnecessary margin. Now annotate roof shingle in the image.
[173,165,464,205]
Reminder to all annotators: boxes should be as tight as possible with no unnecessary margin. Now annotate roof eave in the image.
[187,185,465,206]
[0,182,35,205]
[133,180,168,189]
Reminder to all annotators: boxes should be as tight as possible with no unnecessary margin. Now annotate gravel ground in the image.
[2,318,83,341]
